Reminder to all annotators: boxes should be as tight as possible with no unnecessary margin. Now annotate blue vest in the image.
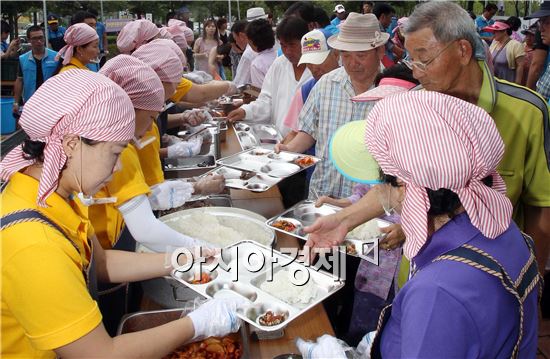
[19,48,59,102]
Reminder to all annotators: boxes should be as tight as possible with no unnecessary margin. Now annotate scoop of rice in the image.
[260,269,317,305]
[348,219,381,241]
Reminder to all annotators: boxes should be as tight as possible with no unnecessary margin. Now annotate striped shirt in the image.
[298,67,375,199]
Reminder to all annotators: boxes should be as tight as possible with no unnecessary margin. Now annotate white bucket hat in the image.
[327,13,389,51]
[335,4,346,13]
[247,7,268,22]
[298,29,332,66]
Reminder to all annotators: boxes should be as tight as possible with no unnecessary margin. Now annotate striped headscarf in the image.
[0,70,135,207]
[56,23,99,65]
[147,38,186,68]
[100,55,165,112]
[167,19,195,43]
[117,19,160,54]
[158,26,174,41]
[365,91,512,259]
[132,39,183,83]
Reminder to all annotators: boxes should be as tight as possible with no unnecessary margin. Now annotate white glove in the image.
[187,298,242,340]
[296,335,350,359]
[182,71,213,84]
[224,81,239,96]
[162,134,182,146]
[167,137,203,158]
[356,331,376,359]
[194,175,225,195]
[149,180,194,210]
[181,109,209,126]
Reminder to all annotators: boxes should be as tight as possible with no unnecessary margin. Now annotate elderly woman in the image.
[298,91,540,358]
[0,70,239,358]
[365,92,540,358]
[55,23,99,73]
[116,19,160,54]
[484,20,525,84]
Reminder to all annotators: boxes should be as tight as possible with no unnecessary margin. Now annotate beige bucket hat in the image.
[327,13,389,51]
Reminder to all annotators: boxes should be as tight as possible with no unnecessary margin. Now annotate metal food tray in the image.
[117,308,250,358]
[170,240,344,332]
[233,122,283,151]
[217,148,321,179]
[266,200,391,259]
[202,166,281,193]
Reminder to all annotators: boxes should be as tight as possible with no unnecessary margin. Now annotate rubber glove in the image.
[296,335,350,359]
[181,109,209,127]
[167,137,203,158]
[187,297,242,340]
[149,180,194,210]
[194,175,225,195]
[162,134,182,146]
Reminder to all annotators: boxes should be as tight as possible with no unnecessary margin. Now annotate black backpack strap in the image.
[433,240,541,359]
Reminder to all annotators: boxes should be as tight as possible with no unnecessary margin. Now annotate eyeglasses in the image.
[29,36,45,42]
[402,41,456,73]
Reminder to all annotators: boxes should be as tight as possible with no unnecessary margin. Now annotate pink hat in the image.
[166,26,189,51]
[365,91,512,259]
[147,38,186,68]
[0,70,135,207]
[352,78,417,102]
[100,55,165,112]
[158,26,174,40]
[117,19,160,54]
[56,23,99,65]
[167,19,194,43]
[132,40,183,83]
[482,21,510,32]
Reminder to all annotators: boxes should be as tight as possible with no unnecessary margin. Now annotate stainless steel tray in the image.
[160,206,276,248]
[202,166,281,193]
[217,148,321,179]
[233,122,283,151]
[164,127,220,172]
[266,200,391,259]
[117,308,249,358]
[170,240,344,332]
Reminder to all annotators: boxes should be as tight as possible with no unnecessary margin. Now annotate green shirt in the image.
[477,60,550,226]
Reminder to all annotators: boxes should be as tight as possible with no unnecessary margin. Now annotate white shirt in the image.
[241,55,312,136]
[250,48,277,88]
[232,45,257,87]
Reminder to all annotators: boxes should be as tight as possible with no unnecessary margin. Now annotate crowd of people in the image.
[0,1,549,358]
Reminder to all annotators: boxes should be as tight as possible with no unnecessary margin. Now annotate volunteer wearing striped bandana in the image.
[55,23,99,73]
[116,19,160,55]
[365,91,541,358]
[0,69,240,358]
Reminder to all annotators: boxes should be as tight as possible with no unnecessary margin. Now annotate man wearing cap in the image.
[278,13,386,200]
[12,25,59,115]
[231,7,268,87]
[331,4,347,27]
[47,14,66,52]
[281,29,339,141]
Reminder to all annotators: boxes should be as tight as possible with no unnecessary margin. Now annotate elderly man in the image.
[277,13,386,200]
[306,2,550,278]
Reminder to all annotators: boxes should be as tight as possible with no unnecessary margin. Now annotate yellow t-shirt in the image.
[137,123,165,187]
[170,77,193,102]
[58,57,89,73]
[1,173,101,358]
[81,144,151,249]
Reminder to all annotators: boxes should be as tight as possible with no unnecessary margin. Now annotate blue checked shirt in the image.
[537,63,550,101]
[298,67,375,199]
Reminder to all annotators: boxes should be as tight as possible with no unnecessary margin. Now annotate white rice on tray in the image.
[348,219,382,241]
[165,212,272,247]
[260,269,317,305]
